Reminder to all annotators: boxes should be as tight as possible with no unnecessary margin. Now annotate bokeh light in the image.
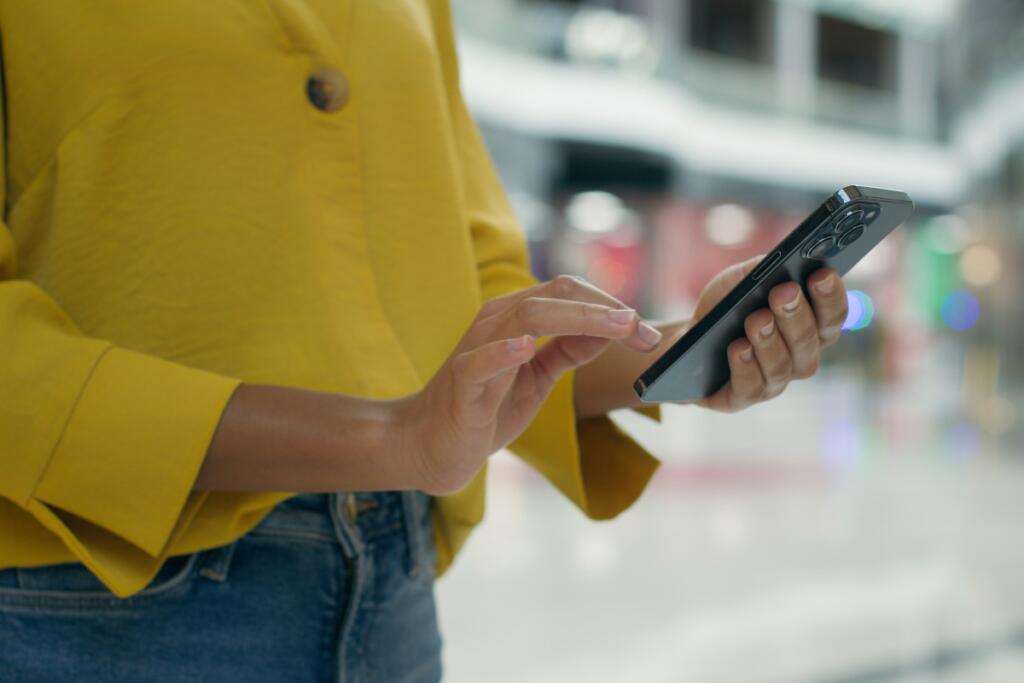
[704,203,755,248]
[587,254,630,296]
[566,191,624,234]
[945,420,980,460]
[940,290,981,331]
[842,290,875,331]
[959,243,1002,287]
[924,214,971,254]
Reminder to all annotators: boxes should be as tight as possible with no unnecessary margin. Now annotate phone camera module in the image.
[838,224,866,247]
[803,202,879,260]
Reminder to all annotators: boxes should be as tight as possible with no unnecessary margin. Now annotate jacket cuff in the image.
[28,347,239,594]
[632,403,663,422]
[508,366,660,521]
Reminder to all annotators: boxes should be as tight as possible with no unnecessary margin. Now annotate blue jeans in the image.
[0,491,443,682]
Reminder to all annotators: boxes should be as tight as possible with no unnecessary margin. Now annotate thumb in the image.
[450,335,535,428]
[725,253,765,287]
[694,254,766,323]
[530,335,611,395]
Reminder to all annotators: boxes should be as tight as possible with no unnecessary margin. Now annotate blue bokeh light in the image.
[842,290,875,331]
[940,290,980,331]
[945,420,980,460]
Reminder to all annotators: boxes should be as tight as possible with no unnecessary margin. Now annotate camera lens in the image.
[804,236,837,259]
[835,210,863,234]
[838,224,865,248]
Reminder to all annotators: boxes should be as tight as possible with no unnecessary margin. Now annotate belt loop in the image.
[401,491,428,577]
[344,492,359,521]
[330,492,363,559]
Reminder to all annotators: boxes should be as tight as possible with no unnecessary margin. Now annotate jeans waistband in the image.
[255,491,433,558]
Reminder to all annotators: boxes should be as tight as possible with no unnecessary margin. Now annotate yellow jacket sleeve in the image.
[0,91,240,597]
[429,0,662,521]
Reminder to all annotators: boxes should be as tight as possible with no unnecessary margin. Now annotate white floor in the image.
[436,367,1024,683]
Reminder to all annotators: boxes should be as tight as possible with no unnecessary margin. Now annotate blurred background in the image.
[435,1,1024,681]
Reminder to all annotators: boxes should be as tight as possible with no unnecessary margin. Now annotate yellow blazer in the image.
[0,0,660,597]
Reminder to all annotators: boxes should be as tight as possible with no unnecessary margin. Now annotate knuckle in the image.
[820,327,841,345]
[833,303,849,326]
[766,360,792,385]
[516,297,543,325]
[796,357,820,379]
[577,304,594,329]
[477,297,503,319]
[791,329,820,354]
[765,352,794,385]
[450,351,473,376]
[740,376,766,402]
[719,397,742,414]
[551,274,579,298]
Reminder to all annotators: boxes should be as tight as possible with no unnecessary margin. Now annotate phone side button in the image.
[751,251,783,281]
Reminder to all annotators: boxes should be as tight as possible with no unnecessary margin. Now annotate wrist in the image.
[379,393,430,492]
[316,391,422,492]
[388,389,473,497]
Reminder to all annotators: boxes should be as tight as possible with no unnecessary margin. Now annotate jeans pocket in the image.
[0,551,200,613]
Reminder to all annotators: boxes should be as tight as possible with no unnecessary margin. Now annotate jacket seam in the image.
[7,95,127,213]
[25,342,115,506]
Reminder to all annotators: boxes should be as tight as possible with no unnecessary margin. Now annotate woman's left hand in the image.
[694,255,849,413]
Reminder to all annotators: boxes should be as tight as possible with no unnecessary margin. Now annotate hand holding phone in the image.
[634,186,914,403]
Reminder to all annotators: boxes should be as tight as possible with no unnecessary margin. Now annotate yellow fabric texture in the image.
[0,0,661,597]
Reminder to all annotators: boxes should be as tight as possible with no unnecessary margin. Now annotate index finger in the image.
[497,297,650,344]
[480,275,661,350]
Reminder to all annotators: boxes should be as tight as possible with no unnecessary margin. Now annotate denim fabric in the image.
[0,491,442,683]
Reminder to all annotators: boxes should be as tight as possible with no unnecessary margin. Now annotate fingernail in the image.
[815,275,836,295]
[740,347,753,362]
[638,322,663,346]
[782,292,800,313]
[507,335,530,352]
[760,319,774,338]
[608,308,636,324]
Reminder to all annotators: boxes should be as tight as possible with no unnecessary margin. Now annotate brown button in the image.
[306,67,349,112]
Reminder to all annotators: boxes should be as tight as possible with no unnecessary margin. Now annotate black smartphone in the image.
[633,185,914,403]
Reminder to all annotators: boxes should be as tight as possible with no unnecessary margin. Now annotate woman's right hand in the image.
[394,275,663,496]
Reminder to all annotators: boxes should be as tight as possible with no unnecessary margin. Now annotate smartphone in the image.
[633,185,914,403]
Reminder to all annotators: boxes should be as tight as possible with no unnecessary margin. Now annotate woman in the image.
[0,1,848,681]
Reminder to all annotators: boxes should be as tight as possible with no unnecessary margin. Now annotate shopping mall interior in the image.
[436,1,1024,681]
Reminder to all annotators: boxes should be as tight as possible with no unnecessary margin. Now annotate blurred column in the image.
[774,0,817,118]
[898,33,939,139]
[648,0,689,79]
